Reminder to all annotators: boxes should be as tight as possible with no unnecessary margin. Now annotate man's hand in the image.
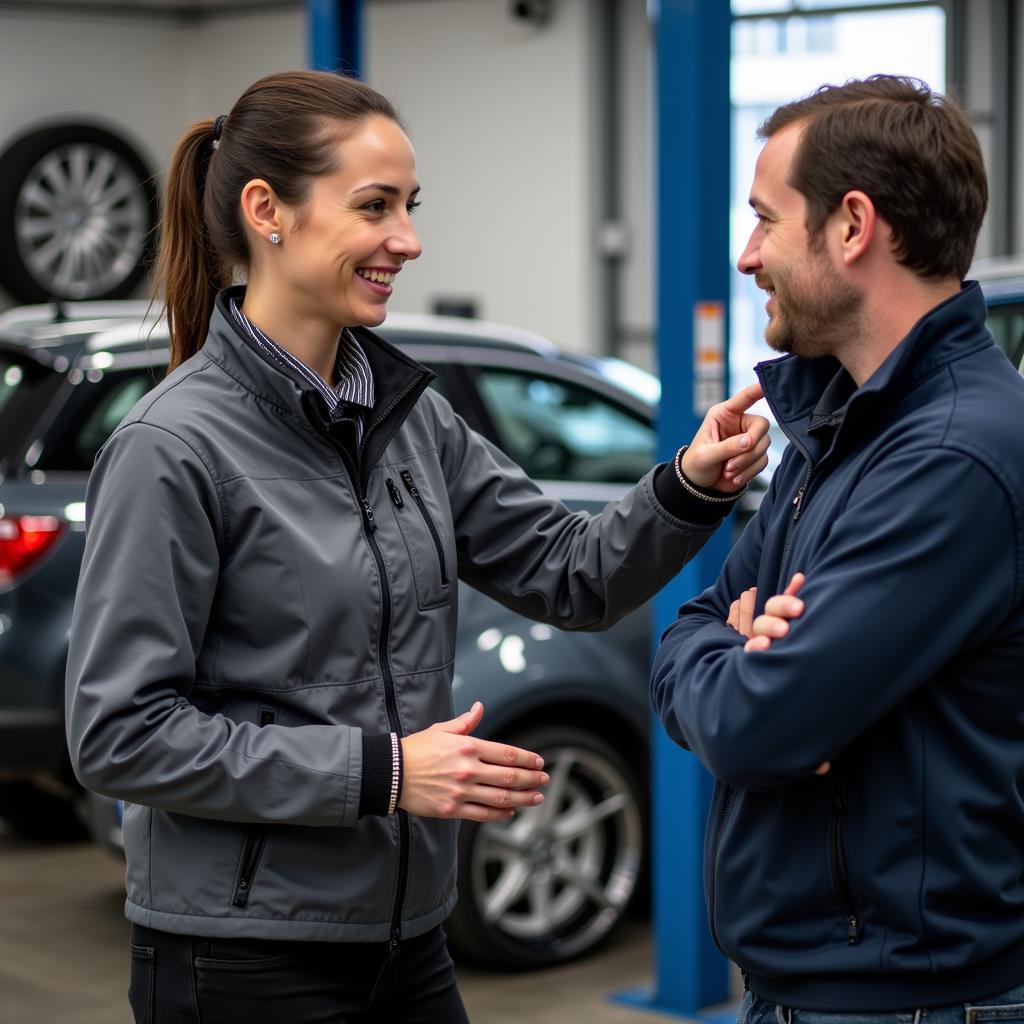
[680,382,771,492]
[728,575,830,776]
[744,572,805,653]
[399,702,550,822]
[726,586,757,636]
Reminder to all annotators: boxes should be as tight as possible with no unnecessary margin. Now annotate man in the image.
[651,75,1024,1017]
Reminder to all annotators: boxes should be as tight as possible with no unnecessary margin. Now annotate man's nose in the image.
[737,233,761,276]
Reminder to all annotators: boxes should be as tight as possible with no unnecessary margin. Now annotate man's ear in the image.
[239,179,284,242]
[836,190,876,266]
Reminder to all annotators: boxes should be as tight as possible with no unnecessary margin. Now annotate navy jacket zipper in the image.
[400,469,449,585]
[829,794,862,943]
[776,461,814,591]
[708,786,736,951]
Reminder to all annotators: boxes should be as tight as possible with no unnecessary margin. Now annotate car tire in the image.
[0,781,89,843]
[0,124,159,303]
[445,725,645,969]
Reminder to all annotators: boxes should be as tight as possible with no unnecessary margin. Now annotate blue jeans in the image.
[738,982,1024,1024]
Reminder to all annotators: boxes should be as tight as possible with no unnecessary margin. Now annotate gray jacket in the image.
[66,295,716,942]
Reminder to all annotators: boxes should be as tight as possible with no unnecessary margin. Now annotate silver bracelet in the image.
[674,445,747,504]
[387,732,401,816]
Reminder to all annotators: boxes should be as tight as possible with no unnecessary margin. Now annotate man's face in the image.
[738,121,862,359]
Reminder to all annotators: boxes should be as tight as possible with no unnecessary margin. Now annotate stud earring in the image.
[269,232,281,245]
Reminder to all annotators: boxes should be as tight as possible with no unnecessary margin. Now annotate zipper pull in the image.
[386,478,404,508]
[792,487,806,519]
[400,469,419,499]
[361,497,377,533]
[847,915,861,944]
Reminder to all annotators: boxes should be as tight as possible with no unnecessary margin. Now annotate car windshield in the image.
[0,351,58,472]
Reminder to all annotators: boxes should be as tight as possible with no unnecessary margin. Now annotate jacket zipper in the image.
[232,828,267,908]
[315,426,410,955]
[829,794,862,944]
[776,462,813,592]
[232,709,277,908]
[399,469,449,586]
[707,785,735,951]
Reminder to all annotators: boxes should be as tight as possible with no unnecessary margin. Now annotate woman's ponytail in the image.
[154,119,227,371]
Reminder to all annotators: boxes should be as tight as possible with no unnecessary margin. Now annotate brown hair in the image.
[759,75,987,281]
[155,70,402,369]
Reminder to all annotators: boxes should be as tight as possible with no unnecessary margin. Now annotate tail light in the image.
[0,515,65,584]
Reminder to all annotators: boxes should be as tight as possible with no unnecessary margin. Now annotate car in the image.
[0,302,668,969]
[971,257,1024,372]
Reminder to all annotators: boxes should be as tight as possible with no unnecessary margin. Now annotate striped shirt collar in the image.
[228,297,375,415]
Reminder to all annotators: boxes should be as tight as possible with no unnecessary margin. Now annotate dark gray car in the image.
[0,303,663,969]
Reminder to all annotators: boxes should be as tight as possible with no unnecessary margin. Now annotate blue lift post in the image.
[307,0,363,77]
[613,0,734,1018]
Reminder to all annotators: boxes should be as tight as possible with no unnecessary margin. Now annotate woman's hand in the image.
[680,382,771,492]
[399,702,550,822]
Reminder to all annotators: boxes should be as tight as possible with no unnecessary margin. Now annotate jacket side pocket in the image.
[231,708,275,909]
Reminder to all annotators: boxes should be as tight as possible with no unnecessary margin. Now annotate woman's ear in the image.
[239,179,284,244]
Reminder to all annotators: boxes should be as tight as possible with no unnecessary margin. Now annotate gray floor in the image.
[0,824,714,1024]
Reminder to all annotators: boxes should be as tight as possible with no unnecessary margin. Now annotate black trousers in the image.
[128,923,470,1024]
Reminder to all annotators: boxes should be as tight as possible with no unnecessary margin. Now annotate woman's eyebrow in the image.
[352,183,421,196]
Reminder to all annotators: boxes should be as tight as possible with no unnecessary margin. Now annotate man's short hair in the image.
[760,76,987,281]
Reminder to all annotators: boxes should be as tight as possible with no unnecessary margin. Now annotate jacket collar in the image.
[756,281,993,462]
[202,287,434,438]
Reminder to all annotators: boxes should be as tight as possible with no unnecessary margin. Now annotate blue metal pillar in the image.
[613,0,733,1018]
[307,0,364,77]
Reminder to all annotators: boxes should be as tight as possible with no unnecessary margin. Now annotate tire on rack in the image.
[445,725,645,969]
[0,124,159,303]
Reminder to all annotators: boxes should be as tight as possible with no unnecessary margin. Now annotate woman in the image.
[66,70,769,1024]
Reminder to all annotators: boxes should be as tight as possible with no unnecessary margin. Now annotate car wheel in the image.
[446,725,645,969]
[0,781,89,843]
[0,124,158,303]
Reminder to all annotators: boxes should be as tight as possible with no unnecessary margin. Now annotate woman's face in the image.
[275,115,422,329]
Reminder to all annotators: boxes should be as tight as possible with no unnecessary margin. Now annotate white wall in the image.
[0,4,306,309]
[366,0,598,353]
[182,8,307,131]
[616,1,654,368]
[0,5,306,173]
[0,7,189,195]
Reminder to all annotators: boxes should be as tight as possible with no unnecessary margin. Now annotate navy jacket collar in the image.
[756,281,993,461]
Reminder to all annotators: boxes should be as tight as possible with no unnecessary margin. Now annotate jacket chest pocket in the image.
[385,468,453,610]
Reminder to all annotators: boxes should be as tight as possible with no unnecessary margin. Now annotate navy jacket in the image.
[652,283,1024,1010]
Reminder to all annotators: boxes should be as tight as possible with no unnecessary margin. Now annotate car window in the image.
[473,368,655,483]
[986,302,1024,372]
[0,352,60,467]
[35,369,159,472]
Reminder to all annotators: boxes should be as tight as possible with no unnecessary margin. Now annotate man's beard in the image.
[758,242,862,359]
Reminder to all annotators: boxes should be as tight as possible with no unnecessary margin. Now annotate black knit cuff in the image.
[358,733,393,819]
[653,461,733,525]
